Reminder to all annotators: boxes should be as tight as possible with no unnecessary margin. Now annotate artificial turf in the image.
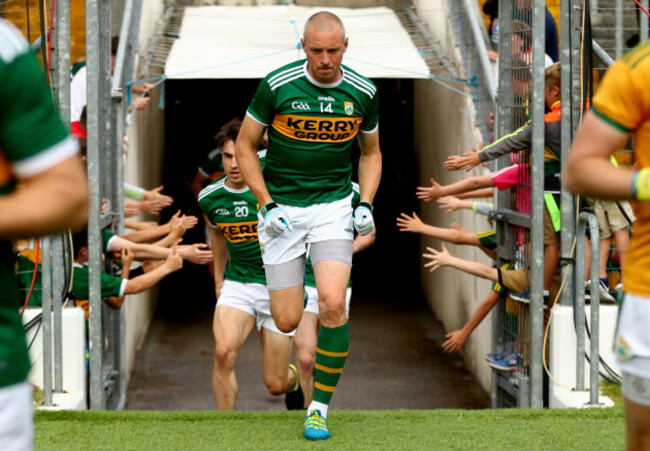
[35,407,624,450]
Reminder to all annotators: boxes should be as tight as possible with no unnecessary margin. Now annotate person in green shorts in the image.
[236,11,382,440]
[0,18,88,450]
[198,119,300,410]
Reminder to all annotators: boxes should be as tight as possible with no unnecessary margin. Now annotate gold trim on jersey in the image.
[272,114,362,143]
[216,221,258,243]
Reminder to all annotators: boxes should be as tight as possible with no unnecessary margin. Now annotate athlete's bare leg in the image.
[624,398,650,450]
[260,328,295,395]
[212,306,256,410]
[269,285,304,333]
[294,312,320,407]
[314,260,350,327]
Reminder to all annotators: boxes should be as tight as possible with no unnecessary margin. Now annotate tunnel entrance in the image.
[158,77,423,311]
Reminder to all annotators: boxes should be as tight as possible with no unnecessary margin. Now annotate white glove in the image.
[260,202,293,237]
[353,202,374,236]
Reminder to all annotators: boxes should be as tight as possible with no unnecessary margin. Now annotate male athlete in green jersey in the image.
[198,119,301,410]
[0,19,88,449]
[236,11,382,440]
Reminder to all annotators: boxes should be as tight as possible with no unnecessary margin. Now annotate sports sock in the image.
[308,401,328,418]
[309,321,349,416]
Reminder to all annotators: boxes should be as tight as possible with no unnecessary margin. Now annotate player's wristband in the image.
[631,169,650,202]
[260,201,278,216]
[358,201,373,213]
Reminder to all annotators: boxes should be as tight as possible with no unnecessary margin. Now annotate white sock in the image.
[308,401,328,419]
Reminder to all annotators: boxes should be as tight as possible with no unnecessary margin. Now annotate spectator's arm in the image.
[124,250,183,294]
[423,244,498,282]
[442,289,501,353]
[477,122,531,163]
[417,175,494,202]
[454,188,495,199]
[105,247,133,309]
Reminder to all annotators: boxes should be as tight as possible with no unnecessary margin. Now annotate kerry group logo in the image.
[271,114,362,143]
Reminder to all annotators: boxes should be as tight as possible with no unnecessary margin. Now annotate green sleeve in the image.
[247,79,274,125]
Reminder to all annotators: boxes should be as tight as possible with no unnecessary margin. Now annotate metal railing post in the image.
[529,0,546,410]
[575,212,600,393]
[41,237,53,406]
[52,236,63,393]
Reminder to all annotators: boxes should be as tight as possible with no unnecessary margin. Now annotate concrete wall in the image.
[412,0,493,391]
[121,0,167,383]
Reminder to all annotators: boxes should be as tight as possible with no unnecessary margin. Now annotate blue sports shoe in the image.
[488,353,520,371]
[485,350,517,363]
[304,409,330,440]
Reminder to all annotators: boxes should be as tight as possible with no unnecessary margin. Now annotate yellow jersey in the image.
[592,40,650,297]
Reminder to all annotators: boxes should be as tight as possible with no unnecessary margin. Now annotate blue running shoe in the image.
[488,353,520,371]
[485,350,516,363]
[304,409,330,440]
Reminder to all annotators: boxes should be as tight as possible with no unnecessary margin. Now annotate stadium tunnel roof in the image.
[164,5,431,80]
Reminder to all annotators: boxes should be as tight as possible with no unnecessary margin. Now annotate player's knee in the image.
[214,343,236,368]
[274,316,299,333]
[264,376,286,396]
[296,349,316,375]
[319,296,346,319]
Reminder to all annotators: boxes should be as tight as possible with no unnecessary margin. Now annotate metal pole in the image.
[41,237,53,406]
[490,0,513,409]
[592,39,615,67]
[575,214,587,391]
[54,0,71,121]
[528,0,546,410]
[616,0,623,59]
[560,0,575,308]
[587,215,601,405]
[52,236,63,393]
[642,0,649,43]
[462,0,497,101]
[86,0,105,411]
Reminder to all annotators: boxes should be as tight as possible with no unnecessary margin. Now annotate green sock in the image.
[313,322,349,405]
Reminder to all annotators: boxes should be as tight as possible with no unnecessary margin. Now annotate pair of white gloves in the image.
[260,201,374,237]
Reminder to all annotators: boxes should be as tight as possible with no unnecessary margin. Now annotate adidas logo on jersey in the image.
[292,101,310,110]
[215,208,229,215]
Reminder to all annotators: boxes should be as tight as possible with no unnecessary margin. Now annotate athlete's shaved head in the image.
[303,11,346,44]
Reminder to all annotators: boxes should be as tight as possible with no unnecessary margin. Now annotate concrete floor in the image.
[126,292,490,411]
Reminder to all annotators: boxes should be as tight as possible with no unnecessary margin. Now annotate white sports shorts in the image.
[0,381,33,451]
[304,285,352,317]
[216,279,295,337]
[616,293,650,379]
[258,192,354,266]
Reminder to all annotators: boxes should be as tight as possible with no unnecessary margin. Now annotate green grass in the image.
[35,407,625,450]
[601,380,623,406]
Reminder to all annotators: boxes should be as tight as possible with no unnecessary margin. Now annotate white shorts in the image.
[216,279,295,337]
[0,381,33,451]
[616,293,650,378]
[258,193,354,265]
[304,285,352,317]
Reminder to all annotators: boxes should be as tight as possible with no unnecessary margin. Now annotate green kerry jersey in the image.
[198,176,266,285]
[0,19,78,388]
[304,183,361,288]
[246,59,379,207]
